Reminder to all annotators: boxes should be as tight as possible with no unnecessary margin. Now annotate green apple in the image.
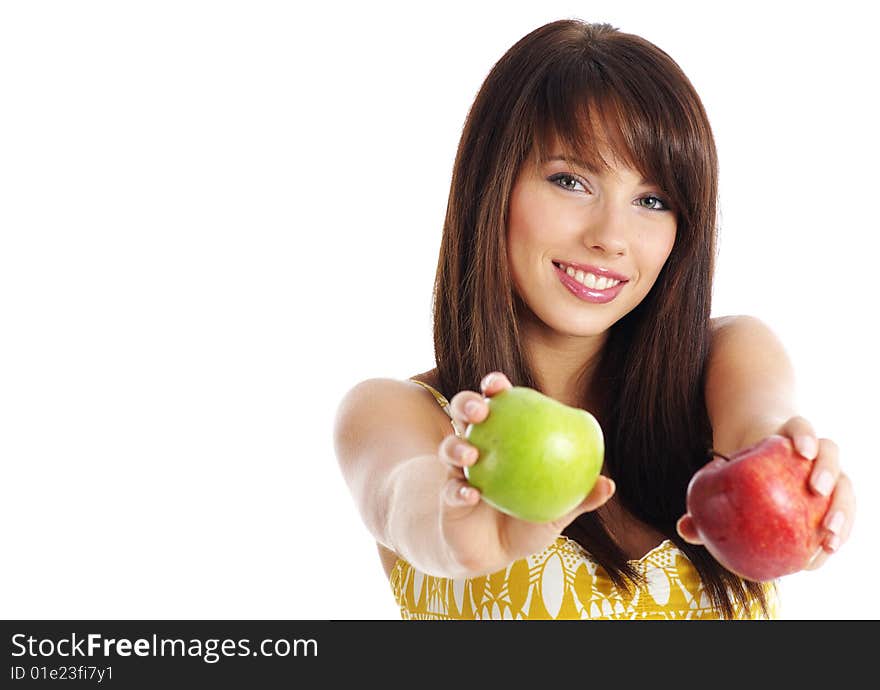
[463,386,604,523]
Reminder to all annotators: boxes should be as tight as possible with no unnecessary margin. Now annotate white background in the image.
[1,1,877,620]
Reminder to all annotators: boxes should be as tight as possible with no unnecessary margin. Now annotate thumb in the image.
[676,513,703,544]
[550,475,616,532]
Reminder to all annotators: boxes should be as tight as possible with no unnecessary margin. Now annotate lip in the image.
[552,260,630,283]
[553,262,627,304]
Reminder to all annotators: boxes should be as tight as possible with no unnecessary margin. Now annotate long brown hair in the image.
[429,19,773,618]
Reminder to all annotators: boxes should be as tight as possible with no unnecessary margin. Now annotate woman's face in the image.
[507,142,678,338]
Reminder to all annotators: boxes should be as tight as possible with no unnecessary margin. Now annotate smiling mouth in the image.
[552,261,628,290]
[553,263,626,304]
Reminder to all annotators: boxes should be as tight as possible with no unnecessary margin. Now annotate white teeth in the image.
[558,263,621,290]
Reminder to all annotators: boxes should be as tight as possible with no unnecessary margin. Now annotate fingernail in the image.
[796,435,817,460]
[825,510,845,534]
[481,373,496,390]
[458,485,472,500]
[812,470,834,497]
[826,534,841,553]
[458,445,477,464]
[464,400,481,418]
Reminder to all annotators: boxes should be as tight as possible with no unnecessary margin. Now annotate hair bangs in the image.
[530,75,635,178]
[529,65,691,222]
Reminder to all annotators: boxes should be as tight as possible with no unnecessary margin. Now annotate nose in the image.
[582,204,628,256]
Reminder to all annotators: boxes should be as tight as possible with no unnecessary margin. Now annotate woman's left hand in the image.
[676,416,855,571]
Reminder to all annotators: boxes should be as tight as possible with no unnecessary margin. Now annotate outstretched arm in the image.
[677,315,855,570]
[703,315,799,455]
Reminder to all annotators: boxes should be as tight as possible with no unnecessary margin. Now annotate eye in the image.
[549,173,673,212]
[548,172,587,193]
[638,195,671,211]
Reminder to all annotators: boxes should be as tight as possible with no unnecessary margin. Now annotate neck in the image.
[518,314,608,411]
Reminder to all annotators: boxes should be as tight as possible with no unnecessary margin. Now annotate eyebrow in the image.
[544,155,650,186]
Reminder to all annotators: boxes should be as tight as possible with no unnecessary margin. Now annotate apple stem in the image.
[708,448,733,462]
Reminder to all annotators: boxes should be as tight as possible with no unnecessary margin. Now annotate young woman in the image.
[333,19,855,619]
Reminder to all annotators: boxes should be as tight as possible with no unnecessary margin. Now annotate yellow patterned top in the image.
[391,378,781,620]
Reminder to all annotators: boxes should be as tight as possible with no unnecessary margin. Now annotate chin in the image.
[543,310,615,337]
[515,281,626,337]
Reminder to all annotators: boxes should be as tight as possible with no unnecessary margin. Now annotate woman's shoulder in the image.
[710,314,756,333]
[338,369,439,401]
[710,314,736,332]
[408,369,466,433]
[336,369,452,436]
[408,368,442,392]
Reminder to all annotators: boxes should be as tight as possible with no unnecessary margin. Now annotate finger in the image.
[805,545,830,571]
[438,434,479,470]
[551,476,616,531]
[820,472,854,554]
[580,475,616,513]
[442,477,482,508]
[449,390,490,428]
[675,514,703,545]
[804,473,854,571]
[778,416,820,460]
[448,372,514,430]
[808,438,841,498]
[480,371,513,396]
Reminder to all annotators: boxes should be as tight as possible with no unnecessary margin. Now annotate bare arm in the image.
[681,315,855,564]
[333,375,616,579]
[332,378,461,576]
[704,315,799,455]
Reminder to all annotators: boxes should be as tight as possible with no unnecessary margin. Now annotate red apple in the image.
[685,434,832,582]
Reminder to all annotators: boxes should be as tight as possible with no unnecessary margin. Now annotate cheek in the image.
[646,226,676,274]
[664,233,677,268]
[506,230,532,300]
[507,204,544,250]
[506,187,547,286]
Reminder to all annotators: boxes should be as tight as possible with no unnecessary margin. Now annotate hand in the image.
[436,371,616,576]
[676,416,855,572]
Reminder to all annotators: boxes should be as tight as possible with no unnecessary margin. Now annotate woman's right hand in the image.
[436,371,616,576]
